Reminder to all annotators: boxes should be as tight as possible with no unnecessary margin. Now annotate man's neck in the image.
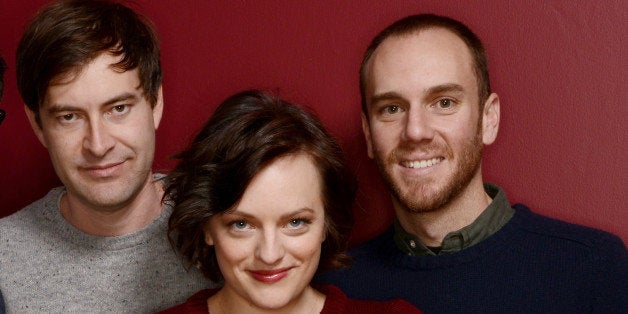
[394,177,492,247]
[60,174,165,237]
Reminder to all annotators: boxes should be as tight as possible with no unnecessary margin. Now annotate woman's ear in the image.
[203,223,214,246]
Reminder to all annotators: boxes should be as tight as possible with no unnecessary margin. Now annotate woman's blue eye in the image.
[288,218,311,229]
[232,221,248,229]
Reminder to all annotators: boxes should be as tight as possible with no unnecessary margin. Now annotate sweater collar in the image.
[393,183,514,256]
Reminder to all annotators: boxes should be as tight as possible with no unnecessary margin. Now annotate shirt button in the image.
[409,240,416,248]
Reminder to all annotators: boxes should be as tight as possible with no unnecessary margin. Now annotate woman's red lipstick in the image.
[249,268,291,283]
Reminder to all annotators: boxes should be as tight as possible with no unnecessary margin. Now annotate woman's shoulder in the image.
[317,284,422,314]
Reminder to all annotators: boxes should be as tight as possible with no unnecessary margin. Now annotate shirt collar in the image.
[393,183,514,256]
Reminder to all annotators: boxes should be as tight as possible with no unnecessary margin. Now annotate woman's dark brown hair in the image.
[165,90,356,282]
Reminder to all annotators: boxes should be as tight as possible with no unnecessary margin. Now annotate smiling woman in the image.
[160,90,422,313]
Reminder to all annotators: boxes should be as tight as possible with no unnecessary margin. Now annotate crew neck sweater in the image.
[158,284,422,313]
[317,204,627,313]
[394,183,514,256]
[0,185,211,313]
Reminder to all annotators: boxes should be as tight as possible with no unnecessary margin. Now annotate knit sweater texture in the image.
[317,204,627,313]
[0,186,211,313]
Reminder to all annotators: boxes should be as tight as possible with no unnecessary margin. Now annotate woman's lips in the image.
[249,268,291,283]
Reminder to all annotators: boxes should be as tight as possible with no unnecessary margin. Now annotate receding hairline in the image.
[362,27,478,106]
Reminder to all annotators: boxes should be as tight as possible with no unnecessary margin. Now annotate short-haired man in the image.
[318,14,627,313]
[0,1,208,312]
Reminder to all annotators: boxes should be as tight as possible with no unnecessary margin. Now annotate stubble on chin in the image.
[375,132,483,214]
[69,169,152,213]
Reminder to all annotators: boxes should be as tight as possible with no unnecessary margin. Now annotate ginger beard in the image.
[373,115,484,214]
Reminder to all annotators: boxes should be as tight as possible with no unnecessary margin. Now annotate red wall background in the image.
[0,1,625,245]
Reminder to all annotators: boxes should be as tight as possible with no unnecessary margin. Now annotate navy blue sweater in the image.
[317,204,627,313]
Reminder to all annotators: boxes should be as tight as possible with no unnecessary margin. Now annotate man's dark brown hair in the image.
[16,0,162,123]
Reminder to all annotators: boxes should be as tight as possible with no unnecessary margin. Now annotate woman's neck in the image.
[207,285,325,314]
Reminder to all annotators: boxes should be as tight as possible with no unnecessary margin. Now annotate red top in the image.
[157,284,421,313]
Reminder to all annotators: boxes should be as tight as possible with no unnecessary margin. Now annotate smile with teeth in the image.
[401,157,443,169]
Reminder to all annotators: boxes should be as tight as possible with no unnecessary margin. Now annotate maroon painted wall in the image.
[0,1,626,245]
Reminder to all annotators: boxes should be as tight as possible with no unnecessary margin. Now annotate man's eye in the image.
[436,99,454,109]
[383,105,400,114]
[61,113,75,121]
[57,113,78,123]
[112,104,128,114]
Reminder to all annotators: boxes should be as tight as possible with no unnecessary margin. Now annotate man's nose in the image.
[402,107,435,143]
[83,119,115,157]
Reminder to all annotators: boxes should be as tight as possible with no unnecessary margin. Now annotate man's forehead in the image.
[43,65,143,109]
[365,27,478,107]
[372,28,473,68]
[49,52,136,86]
[367,29,473,73]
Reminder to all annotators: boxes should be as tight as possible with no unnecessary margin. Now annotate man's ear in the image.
[481,93,500,145]
[24,105,48,148]
[361,112,374,159]
[152,85,164,129]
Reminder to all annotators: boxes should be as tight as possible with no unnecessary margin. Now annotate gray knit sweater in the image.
[0,186,211,313]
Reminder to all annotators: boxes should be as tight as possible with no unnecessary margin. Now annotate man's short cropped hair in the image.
[360,14,491,114]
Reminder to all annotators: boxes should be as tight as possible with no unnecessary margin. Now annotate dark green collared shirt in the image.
[394,183,514,256]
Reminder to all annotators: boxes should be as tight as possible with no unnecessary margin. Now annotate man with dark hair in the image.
[318,14,627,312]
[0,1,208,312]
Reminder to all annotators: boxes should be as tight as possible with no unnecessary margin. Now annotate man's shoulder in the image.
[0,187,64,232]
[512,204,626,258]
[349,227,397,257]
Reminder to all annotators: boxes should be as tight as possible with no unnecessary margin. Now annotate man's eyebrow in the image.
[101,93,138,106]
[46,105,80,115]
[369,91,404,106]
[369,84,465,106]
[425,83,465,96]
[46,92,138,115]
